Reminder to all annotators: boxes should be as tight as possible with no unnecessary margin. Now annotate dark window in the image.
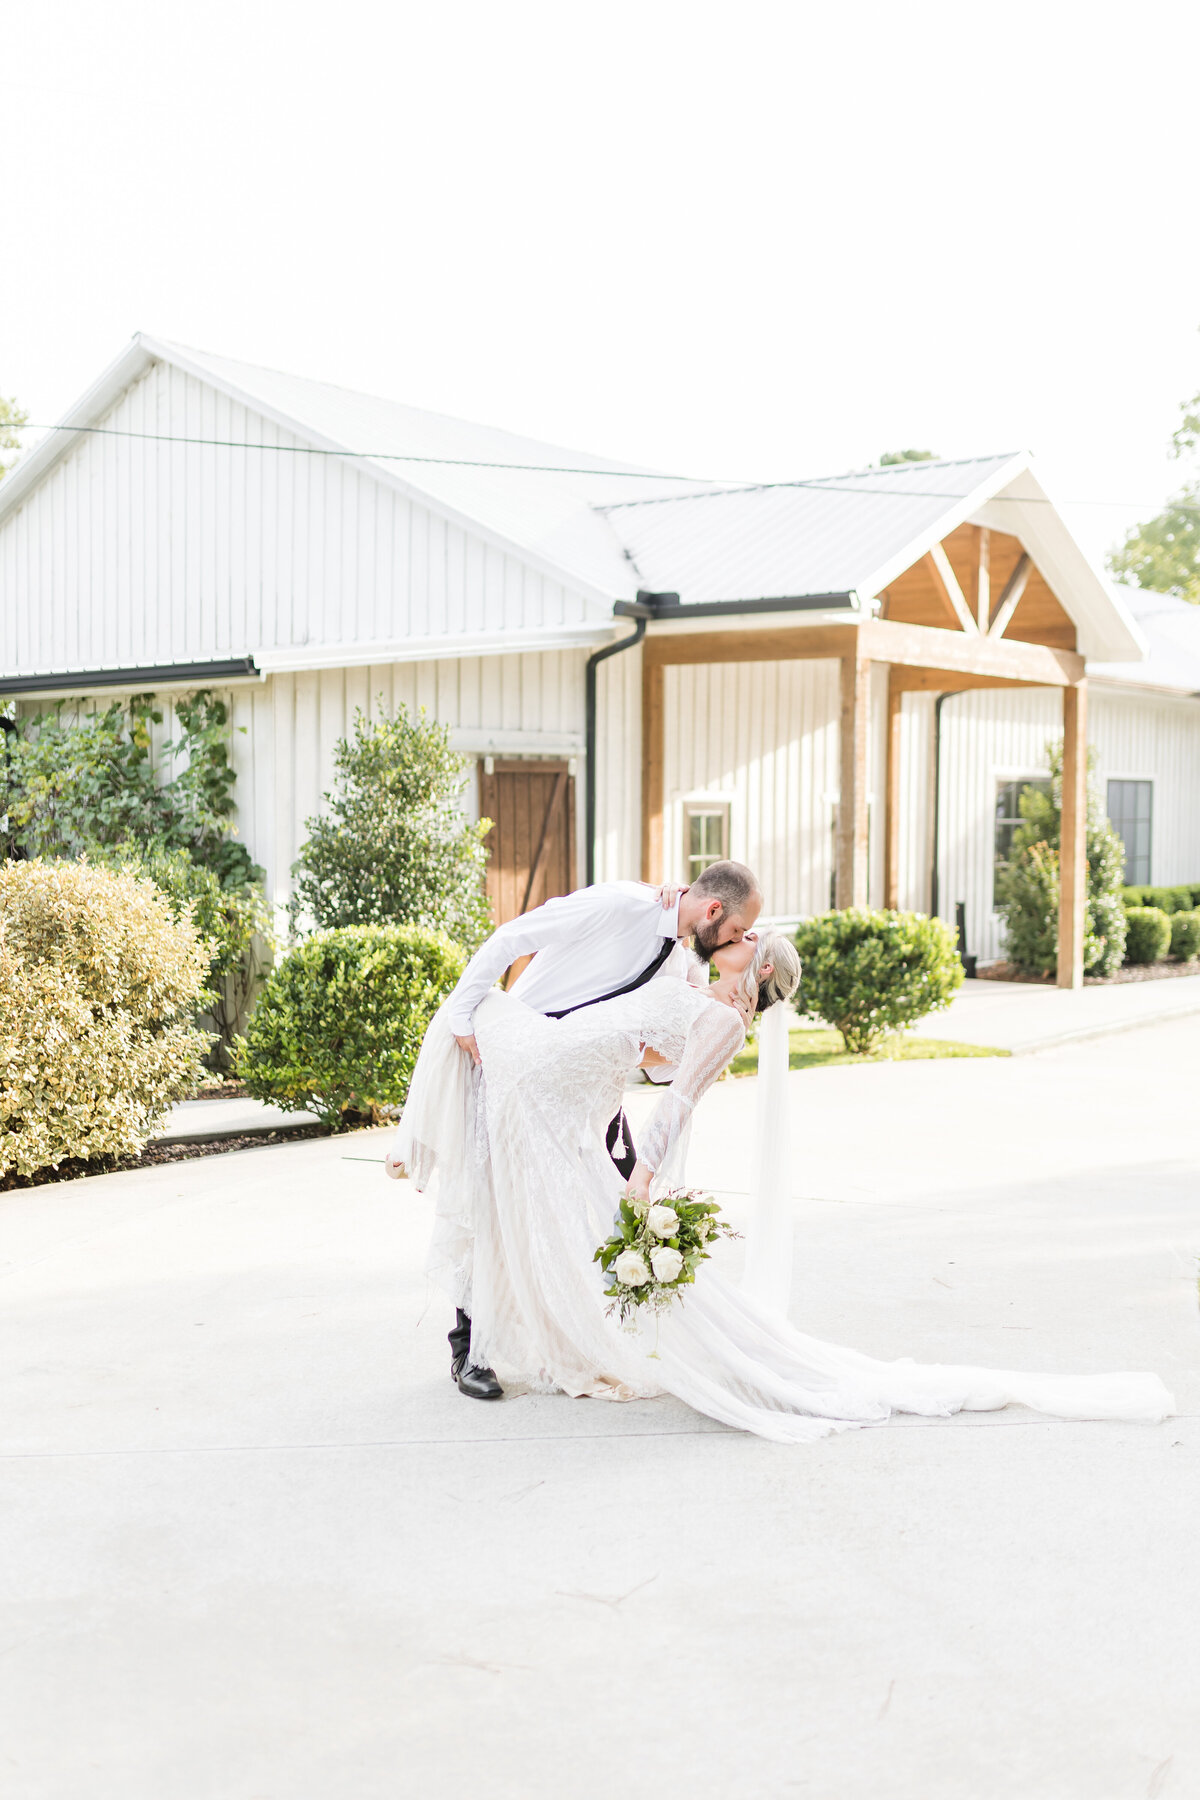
[1107,780,1152,884]
[685,804,729,882]
[994,777,1052,904]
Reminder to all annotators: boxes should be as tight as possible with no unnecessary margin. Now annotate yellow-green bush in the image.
[0,861,211,1179]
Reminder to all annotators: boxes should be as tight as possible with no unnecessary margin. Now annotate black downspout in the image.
[0,714,19,860]
[584,616,647,887]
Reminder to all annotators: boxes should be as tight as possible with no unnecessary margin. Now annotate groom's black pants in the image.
[449,1110,636,1363]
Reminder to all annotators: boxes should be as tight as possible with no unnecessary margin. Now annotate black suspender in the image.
[545,935,677,1019]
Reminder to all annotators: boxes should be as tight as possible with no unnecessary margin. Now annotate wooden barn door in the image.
[478,759,577,933]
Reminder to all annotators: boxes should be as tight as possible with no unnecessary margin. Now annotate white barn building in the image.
[2,334,1198,976]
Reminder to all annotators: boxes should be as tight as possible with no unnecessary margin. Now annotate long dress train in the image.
[393,980,1174,1445]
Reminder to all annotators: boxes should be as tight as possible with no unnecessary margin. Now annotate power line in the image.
[3,420,1196,512]
[7,421,714,483]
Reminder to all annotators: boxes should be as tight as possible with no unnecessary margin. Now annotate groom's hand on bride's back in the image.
[455,1033,482,1066]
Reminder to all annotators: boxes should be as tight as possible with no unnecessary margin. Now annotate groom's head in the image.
[681,861,763,960]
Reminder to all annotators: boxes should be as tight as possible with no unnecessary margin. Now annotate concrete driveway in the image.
[2,1017,1198,1799]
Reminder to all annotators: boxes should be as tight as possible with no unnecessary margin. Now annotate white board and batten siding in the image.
[0,357,596,680]
[656,658,844,923]
[899,684,1200,965]
[20,648,586,924]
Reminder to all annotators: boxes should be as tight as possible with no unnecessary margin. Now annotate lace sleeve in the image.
[637,1001,745,1177]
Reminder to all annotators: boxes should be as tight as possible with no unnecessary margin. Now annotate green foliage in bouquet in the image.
[236,923,465,1129]
[594,1188,739,1324]
[1123,906,1172,965]
[1169,910,1200,962]
[792,908,962,1056]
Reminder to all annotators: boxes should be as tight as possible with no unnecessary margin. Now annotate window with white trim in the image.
[684,802,730,883]
[994,776,1052,905]
[1107,780,1152,884]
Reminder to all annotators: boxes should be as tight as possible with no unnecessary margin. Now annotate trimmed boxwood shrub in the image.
[1169,910,1200,962]
[1121,884,1196,916]
[793,909,963,1056]
[1,860,210,1179]
[236,924,465,1129]
[1123,907,1172,965]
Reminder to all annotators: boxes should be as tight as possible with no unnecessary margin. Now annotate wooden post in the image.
[641,655,665,883]
[836,655,871,908]
[1057,680,1087,989]
[975,527,990,631]
[884,669,902,909]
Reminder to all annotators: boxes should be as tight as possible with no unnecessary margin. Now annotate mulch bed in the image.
[184,1080,251,1101]
[0,1123,331,1192]
[978,960,1200,987]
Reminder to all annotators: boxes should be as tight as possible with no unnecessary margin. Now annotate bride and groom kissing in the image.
[390,865,1173,1444]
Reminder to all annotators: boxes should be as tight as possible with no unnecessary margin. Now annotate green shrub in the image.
[97,844,275,1069]
[1123,907,1172,965]
[1121,884,1194,916]
[997,744,1126,976]
[793,909,963,1056]
[1169,910,1200,961]
[997,841,1060,976]
[236,924,465,1129]
[5,690,260,887]
[289,701,492,950]
[0,860,210,1179]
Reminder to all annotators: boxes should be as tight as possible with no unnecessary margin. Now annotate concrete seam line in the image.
[1,1418,1194,1460]
[1009,1000,1200,1055]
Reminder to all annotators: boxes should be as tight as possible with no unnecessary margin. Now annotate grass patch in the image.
[729,1027,1009,1076]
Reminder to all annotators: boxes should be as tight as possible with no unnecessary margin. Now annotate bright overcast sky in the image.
[5,0,1199,571]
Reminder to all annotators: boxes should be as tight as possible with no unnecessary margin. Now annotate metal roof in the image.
[0,336,1148,662]
[598,455,1021,604]
[1089,587,1200,695]
[143,338,701,606]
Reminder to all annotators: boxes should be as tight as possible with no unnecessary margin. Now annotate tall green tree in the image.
[1108,365,1200,603]
[877,448,938,465]
[0,395,28,482]
[289,702,492,949]
[997,742,1127,977]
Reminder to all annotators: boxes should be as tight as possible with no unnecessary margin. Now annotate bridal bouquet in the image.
[594,1188,739,1325]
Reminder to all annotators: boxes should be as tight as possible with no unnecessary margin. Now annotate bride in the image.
[392,931,1173,1444]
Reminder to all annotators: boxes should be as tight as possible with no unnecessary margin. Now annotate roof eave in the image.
[0,336,157,525]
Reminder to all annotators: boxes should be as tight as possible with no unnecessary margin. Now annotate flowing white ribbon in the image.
[741,1003,793,1318]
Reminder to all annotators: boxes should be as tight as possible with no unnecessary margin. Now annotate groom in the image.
[443,861,763,1399]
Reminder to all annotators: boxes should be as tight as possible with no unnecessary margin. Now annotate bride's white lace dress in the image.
[395,978,1173,1444]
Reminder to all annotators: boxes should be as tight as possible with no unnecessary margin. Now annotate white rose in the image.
[647,1205,679,1239]
[650,1246,684,1283]
[613,1249,651,1287]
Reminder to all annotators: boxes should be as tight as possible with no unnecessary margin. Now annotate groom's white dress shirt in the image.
[445,881,686,1036]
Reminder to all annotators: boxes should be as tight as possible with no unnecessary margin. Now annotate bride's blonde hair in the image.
[735,931,801,1015]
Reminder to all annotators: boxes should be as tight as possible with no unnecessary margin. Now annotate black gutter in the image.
[0,655,261,696]
[584,595,664,886]
[614,590,856,622]
[586,588,860,883]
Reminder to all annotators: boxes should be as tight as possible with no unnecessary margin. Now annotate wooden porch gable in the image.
[639,601,1089,989]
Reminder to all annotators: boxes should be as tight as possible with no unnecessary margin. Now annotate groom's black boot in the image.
[449,1308,503,1400]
